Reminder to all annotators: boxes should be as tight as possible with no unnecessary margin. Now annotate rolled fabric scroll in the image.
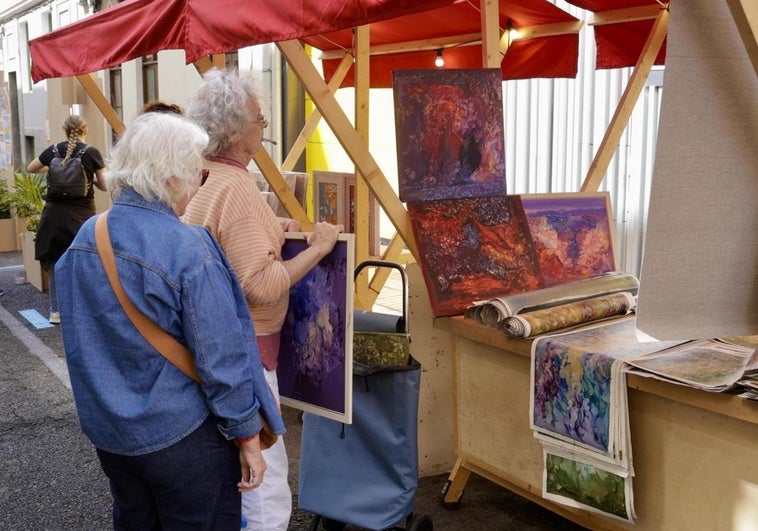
[502,292,636,338]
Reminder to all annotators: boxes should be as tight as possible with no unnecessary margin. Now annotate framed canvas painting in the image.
[277,233,355,423]
[520,192,617,287]
[407,195,543,317]
[393,68,506,202]
[313,171,346,225]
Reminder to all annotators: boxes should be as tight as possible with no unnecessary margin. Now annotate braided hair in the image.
[61,115,87,166]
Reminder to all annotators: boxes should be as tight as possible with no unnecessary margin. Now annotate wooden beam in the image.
[725,0,758,78]
[588,4,665,25]
[252,149,313,231]
[277,39,418,259]
[581,6,669,192]
[193,56,214,75]
[281,54,352,172]
[357,233,407,307]
[76,74,125,136]
[510,20,584,41]
[211,54,225,69]
[480,0,500,68]
[354,25,371,307]
[318,33,482,60]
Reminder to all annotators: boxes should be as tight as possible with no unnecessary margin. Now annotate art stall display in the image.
[530,317,684,522]
[393,68,506,202]
[277,233,355,423]
[407,195,543,317]
[313,170,381,256]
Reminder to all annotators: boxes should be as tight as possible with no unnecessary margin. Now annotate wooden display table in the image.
[435,316,758,530]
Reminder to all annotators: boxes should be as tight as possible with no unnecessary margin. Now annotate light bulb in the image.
[435,50,444,68]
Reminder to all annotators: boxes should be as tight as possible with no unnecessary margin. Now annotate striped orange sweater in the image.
[182,160,290,336]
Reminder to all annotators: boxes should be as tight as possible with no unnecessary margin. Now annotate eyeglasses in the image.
[253,114,268,128]
[200,169,209,187]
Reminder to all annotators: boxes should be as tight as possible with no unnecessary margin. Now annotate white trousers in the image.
[241,369,292,531]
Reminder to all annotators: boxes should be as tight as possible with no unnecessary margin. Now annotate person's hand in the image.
[237,436,267,492]
[306,222,344,255]
[279,217,300,232]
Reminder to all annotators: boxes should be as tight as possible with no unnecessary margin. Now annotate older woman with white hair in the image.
[55,112,284,530]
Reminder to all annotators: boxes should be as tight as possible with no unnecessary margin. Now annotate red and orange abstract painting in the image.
[408,195,543,317]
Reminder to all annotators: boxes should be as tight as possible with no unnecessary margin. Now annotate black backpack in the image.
[45,145,89,201]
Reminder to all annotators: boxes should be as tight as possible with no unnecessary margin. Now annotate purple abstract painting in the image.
[277,233,354,423]
[393,68,506,202]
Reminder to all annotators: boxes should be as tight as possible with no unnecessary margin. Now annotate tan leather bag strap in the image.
[94,211,201,384]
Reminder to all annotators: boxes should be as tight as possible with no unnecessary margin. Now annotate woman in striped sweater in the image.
[183,68,343,531]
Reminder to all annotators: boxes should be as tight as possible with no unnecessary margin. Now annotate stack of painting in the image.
[393,69,621,319]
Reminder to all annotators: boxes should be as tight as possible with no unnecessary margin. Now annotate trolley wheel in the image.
[406,513,433,531]
[439,479,463,510]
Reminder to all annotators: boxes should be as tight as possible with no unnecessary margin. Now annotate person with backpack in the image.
[27,114,106,324]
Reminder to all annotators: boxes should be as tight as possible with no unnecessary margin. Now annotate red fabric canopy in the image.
[563,0,668,68]
[304,0,581,87]
[29,0,665,86]
[30,0,459,82]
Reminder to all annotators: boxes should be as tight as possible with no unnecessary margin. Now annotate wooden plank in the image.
[211,54,225,69]
[480,0,501,68]
[725,0,758,77]
[318,33,483,60]
[354,25,371,307]
[581,6,668,192]
[193,56,214,75]
[76,74,125,136]
[277,39,418,259]
[588,4,664,25]
[252,149,313,231]
[281,54,352,172]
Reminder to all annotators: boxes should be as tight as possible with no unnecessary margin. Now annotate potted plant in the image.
[0,178,17,252]
[10,168,47,291]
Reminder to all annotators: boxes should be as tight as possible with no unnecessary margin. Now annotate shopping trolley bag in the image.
[298,358,422,530]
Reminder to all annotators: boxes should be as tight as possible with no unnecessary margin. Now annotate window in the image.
[142,54,158,104]
[109,66,123,144]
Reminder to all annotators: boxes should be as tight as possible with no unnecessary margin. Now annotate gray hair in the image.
[185,68,260,157]
[107,112,209,204]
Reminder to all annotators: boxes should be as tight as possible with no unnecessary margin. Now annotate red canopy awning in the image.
[302,0,581,87]
[563,0,668,68]
[30,0,460,82]
[29,0,666,86]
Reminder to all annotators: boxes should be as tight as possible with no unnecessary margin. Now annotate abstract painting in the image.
[312,171,380,256]
[531,318,683,452]
[544,451,631,520]
[313,172,344,225]
[393,68,506,202]
[277,233,354,423]
[521,192,616,286]
[407,195,543,317]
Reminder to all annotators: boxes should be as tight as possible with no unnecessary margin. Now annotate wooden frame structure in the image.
[67,1,756,310]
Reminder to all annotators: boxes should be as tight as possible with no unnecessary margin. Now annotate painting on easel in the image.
[393,68,506,202]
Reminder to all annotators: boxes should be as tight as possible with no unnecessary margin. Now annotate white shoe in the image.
[48,311,61,324]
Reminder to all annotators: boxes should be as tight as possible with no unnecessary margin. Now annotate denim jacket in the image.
[56,188,284,456]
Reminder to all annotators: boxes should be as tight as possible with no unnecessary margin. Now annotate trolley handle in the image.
[354,260,409,335]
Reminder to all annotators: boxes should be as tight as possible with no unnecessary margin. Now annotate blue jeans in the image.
[96,415,241,530]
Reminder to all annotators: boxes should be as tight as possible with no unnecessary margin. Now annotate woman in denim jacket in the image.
[55,112,284,530]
